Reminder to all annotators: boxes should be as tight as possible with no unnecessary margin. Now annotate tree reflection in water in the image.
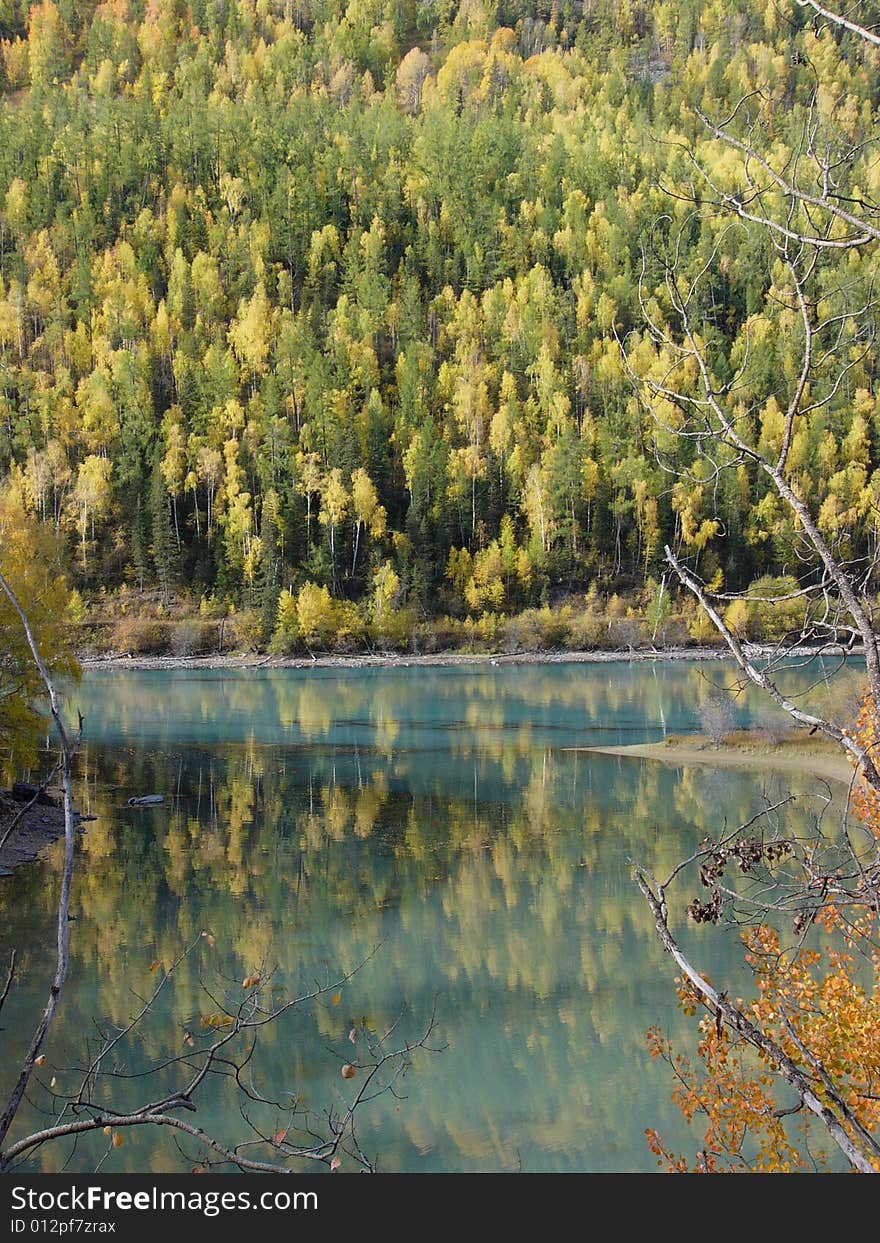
[0,662,856,1171]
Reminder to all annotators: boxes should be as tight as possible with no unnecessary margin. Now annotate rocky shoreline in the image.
[0,786,86,878]
[79,643,858,672]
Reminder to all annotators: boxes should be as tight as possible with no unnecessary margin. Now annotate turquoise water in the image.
[0,660,855,1172]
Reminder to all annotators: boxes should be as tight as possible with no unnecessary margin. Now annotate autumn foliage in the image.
[852,691,880,838]
[0,488,81,780]
[3,0,880,646]
[647,689,880,1173]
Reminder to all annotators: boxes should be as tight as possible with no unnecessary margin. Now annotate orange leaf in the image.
[341,1063,356,1079]
[331,991,342,1006]
[273,1129,288,1146]
[149,960,161,973]
[242,975,261,989]
[111,1133,124,1148]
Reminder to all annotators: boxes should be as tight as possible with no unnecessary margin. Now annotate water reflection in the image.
[69,658,864,751]
[0,661,857,1171]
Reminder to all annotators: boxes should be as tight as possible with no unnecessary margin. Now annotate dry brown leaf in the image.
[200,1013,234,1029]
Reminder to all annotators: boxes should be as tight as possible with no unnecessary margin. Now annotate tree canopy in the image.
[2,0,879,640]
[0,487,80,780]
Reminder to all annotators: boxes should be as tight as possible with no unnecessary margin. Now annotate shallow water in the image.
[0,659,858,1172]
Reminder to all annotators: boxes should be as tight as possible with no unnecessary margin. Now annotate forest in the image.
[1,0,879,651]
[4,0,880,1181]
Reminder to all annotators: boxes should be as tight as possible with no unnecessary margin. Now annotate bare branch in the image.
[0,952,15,1017]
[796,0,880,45]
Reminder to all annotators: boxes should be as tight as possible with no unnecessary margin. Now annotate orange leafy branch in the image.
[641,692,880,1173]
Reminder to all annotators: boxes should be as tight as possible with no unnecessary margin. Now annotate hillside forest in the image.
[1,0,879,653]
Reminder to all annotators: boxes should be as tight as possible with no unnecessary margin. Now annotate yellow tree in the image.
[350,467,386,575]
[396,47,430,115]
[0,487,80,781]
[295,450,323,549]
[160,410,186,551]
[295,581,337,648]
[70,456,112,574]
[221,439,253,582]
[228,283,275,393]
[319,468,349,593]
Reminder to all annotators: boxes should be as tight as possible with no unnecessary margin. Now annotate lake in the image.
[0,659,858,1172]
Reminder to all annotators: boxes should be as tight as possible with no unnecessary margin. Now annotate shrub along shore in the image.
[76,581,842,662]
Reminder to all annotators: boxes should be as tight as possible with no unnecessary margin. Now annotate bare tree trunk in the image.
[352,518,361,575]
